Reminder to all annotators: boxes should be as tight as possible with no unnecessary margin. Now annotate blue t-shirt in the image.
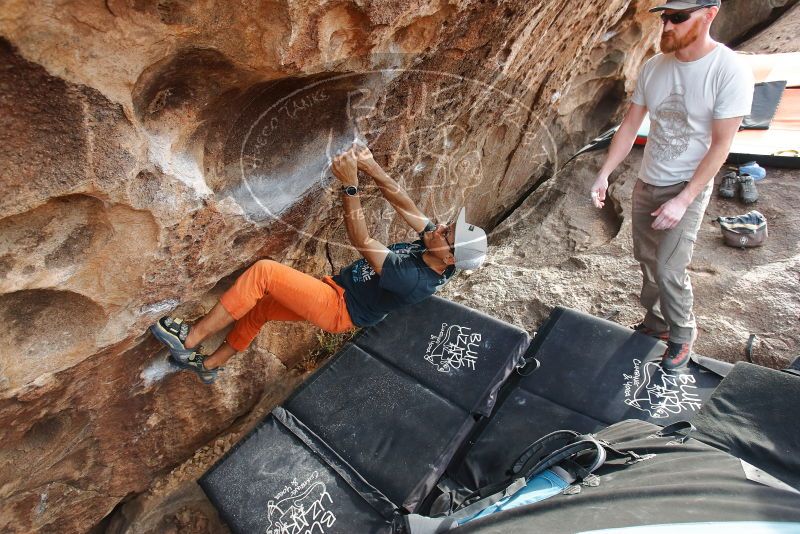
[333,238,455,327]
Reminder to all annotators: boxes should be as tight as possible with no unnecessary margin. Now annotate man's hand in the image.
[354,143,381,176]
[651,196,690,230]
[332,148,358,187]
[590,174,609,209]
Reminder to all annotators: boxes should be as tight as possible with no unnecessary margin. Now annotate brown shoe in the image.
[738,174,759,204]
[631,322,669,342]
[718,171,737,198]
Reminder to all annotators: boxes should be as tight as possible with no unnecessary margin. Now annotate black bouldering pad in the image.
[527,307,722,425]
[449,307,726,489]
[199,407,396,534]
[692,362,800,491]
[285,343,475,512]
[201,295,530,528]
[355,296,531,416]
[449,388,606,490]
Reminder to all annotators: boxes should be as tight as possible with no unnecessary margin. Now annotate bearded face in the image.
[660,14,703,53]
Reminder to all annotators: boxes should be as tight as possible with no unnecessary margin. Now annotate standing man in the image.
[150,144,488,383]
[590,0,753,369]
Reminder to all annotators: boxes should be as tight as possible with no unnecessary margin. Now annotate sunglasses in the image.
[660,6,705,25]
[441,224,456,255]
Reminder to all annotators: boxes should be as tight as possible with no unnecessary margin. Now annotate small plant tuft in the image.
[297,329,360,373]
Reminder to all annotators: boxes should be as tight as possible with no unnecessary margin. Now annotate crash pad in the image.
[199,407,397,534]
[354,296,531,417]
[448,307,725,489]
[202,295,529,520]
[692,362,800,492]
[741,80,787,130]
[284,343,475,512]
[728,87,800,166]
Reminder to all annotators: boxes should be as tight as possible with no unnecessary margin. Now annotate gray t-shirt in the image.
[632,45,754,186]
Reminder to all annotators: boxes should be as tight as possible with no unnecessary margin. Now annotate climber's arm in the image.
[332,148,391,274]
[354,144,431,233]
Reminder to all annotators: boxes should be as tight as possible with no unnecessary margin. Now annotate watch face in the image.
[344,186,358,196]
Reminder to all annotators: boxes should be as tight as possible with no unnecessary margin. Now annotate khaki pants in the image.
[631,180,711,344]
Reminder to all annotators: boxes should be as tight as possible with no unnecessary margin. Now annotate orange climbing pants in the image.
[220,260,354,352]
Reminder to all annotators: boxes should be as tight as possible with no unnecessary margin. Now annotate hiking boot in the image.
[661,329,698,370]
[150,316,194,363]
[631,322,669,342]
[661,341,692,370]
[738,174,759,204]
[718,171,737,198]
[171,352,221,384]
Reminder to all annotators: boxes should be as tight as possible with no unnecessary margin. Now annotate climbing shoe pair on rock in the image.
[150,316,222,384]
[718,170,758,204]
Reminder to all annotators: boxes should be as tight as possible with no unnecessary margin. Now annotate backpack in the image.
[395,425,677,533]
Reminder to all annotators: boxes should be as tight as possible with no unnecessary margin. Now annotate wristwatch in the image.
[341,185,359,197]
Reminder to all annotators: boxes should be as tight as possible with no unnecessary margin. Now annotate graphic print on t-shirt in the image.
[350,243,418,283]
[650,85,692,162]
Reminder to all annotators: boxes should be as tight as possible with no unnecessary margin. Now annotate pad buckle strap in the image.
[516,356,540,376]
[652,421,696,444]
[625,453,656,465]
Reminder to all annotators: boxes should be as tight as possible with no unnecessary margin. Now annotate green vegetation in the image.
[298,329,360,372]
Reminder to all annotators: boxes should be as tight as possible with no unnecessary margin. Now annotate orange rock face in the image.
[0,1,661,531]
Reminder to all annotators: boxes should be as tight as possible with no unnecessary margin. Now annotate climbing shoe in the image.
[738,174,759,204]
[150,316,194,363]
[717,171,737,199]
[170,352,221,384]
[631,322,669,342]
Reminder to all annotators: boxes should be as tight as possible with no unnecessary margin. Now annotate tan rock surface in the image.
[711,0,798,46]
[0,1,663,531]
[738,1,800,53]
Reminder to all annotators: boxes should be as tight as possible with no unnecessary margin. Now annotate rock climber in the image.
[589,0,754,369]
[150,143,488,383]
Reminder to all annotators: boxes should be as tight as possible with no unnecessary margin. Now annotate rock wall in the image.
[711,0,798,46]
[737,1,800,53]
[0,1,661,532]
